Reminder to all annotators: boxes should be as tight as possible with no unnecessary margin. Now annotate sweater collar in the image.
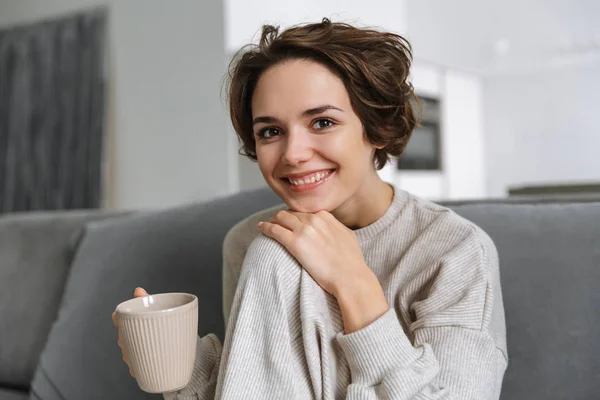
[353,185,408,242]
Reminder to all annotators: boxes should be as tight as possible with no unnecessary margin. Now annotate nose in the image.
[281,129,313,166]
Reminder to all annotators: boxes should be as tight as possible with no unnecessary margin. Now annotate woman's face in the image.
[251,59,382,214]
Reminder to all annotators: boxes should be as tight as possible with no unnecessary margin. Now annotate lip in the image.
[283,169,335,193]
[281,168,335,180]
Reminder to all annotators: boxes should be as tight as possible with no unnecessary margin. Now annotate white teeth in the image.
[316,171,329,181]
[288,170,332,186]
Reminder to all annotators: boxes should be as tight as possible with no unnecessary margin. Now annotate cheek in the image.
[256,147,277,177]
[330,135,373,163]
[337,143,377,179]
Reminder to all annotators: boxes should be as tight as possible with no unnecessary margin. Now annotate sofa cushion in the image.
[0,388,29,400]
[29,189,281,400]
[448,200,600,400]
[0,211,122,389]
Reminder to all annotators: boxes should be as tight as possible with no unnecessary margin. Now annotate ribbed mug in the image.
[115,293,198,393]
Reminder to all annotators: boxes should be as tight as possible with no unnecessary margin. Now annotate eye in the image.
[312,118,335,130]
[257,127,281,139]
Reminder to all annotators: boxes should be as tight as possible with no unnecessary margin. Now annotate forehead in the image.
[251,59,351,116]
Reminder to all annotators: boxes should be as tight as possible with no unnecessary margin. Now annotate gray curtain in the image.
[0,9,107,213]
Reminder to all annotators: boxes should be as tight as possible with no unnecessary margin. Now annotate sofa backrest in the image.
[0,210,124,390]
[446,198,600,400]
[7,188,599,400]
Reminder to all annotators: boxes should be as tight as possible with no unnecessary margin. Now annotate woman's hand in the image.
[112,287,149,377]
[259,210,366,296]
[258,210,388,333]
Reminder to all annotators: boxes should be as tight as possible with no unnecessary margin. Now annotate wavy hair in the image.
[227,18,418,169]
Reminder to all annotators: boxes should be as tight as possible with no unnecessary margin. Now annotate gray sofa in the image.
[1,187,598,400]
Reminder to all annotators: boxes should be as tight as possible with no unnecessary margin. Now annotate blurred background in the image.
[1,0,599,212]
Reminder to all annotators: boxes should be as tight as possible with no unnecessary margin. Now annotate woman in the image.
[115,18,508,399]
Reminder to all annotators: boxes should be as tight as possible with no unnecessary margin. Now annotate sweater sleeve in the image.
[162,334,222,400]
[336,230,508,400]
[222,227,248,329]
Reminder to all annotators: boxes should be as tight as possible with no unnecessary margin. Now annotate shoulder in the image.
[223,202,287,256]
[401,191,498,274]
[402,193,504,335]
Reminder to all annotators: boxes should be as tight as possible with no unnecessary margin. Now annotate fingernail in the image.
[258,221,263,227]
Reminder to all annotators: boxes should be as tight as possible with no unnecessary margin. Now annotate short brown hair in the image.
[227,18,417,170]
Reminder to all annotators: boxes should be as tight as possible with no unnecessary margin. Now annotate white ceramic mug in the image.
[115,293,198,393]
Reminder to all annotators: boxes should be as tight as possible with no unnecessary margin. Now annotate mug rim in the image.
[115,292,197,317]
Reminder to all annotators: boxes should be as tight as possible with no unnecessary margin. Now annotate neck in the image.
[332,175,394,230]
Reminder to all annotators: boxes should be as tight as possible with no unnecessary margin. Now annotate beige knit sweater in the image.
[164,187,508,399]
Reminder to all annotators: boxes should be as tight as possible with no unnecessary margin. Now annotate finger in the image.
[317,210,347,231]
[270,210,302,231]
[112,311,118,327]
[289,210,329,233]
[258,221,295,247]
[315,209,335,221]
[133,287,148,298]
[286,210,311,221]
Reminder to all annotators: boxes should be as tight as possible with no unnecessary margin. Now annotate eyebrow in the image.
[252,105,344,126]
[301,105,344,117]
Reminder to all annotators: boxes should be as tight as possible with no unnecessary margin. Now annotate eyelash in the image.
[256,127,281,140]
[313,118,335,130]
[256,118,336,140]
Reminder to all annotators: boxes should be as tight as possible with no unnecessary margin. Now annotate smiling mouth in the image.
[283,169,334,185]
[280,169,336,192]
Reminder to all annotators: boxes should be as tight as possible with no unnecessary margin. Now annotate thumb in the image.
[133,287,149,298]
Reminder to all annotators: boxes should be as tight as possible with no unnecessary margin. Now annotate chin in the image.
[280,198,319,213]
[267,180,339,214]
[274,193,330,213]
[287,203,325,213]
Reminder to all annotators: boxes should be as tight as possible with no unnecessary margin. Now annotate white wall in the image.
[485,63,600,197]
[224,0,407,53]
[405,0,600,75]
[442,70,486,199]
[0,0,229,210]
